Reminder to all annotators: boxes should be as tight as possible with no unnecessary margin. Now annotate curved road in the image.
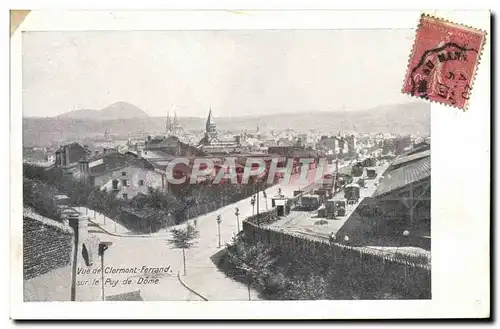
[75,162,339,301]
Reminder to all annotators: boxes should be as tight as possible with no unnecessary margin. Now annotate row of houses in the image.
[50,139,299,201]
[316,134,357,157]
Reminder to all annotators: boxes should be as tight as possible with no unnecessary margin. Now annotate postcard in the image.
[10,9,490,319]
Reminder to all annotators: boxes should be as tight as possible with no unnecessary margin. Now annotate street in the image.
[75,162,338,301]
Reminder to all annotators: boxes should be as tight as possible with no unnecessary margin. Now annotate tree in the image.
[147,186,163,209]
[283,275,328,300]
[226,237,277,300]
[168,224,199,276]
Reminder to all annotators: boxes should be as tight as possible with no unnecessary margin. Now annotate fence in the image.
[242,219,431,299]
[183,199,231,221]
[180,183,274,222]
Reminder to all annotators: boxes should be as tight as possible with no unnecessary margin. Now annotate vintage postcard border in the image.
[10,9,490,319]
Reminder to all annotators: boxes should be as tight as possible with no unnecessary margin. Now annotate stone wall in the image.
[23,216,73,281]
[23,208,102,301]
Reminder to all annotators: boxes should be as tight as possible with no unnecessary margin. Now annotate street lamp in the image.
[216,215,222,248]
[98,241,113,301]
[250,195,256,215]
[235,207,240,232]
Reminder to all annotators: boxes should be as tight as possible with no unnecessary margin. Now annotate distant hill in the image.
[23,101,429,147]
[213,102,430,134]
[55,102,150,120]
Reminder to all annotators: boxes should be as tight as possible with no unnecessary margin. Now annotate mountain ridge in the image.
[55,101,150,120]
[23,101,430,147]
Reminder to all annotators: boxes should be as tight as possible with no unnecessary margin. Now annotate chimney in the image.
[234,135,241,145]
[147,135,152,144]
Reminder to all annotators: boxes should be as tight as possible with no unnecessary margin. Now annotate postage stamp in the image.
[402,14,486,110]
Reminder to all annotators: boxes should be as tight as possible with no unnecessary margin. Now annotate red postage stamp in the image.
[402,14,486,110]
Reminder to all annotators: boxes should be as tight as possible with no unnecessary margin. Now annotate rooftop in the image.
[106,290,144,301]
[391,149,430,168]
[88,152,154,177]
[373,146,431,197]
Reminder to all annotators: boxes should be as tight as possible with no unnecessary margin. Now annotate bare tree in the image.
[168,224,199,276]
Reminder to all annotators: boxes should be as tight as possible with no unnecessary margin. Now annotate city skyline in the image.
[23,29,415,118]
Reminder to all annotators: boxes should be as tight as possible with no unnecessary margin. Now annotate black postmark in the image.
[409,42,478,101]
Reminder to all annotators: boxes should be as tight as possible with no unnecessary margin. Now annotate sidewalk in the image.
[74,207,130,235]
[65,161,342,301]
[175,162,341,300]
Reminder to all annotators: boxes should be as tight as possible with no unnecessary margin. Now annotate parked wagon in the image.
[299,194,321,211]
[361,157,376,167]
[366,168,377,179]
[344,183,360,203]
[325,199,347,219]
[351,165,364,177]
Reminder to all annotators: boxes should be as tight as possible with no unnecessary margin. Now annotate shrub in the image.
[23,178,61,221]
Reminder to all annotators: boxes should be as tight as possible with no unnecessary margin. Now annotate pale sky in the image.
[23,29,415,118]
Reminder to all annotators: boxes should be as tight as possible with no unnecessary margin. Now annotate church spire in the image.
[206,106,213,132]
[205,106,218,144]
[173,111,179,126]
[166,105,173,135]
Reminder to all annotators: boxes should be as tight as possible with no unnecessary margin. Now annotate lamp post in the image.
[235,207,240,232]
[216,215,222,248]
[98,241,113,301]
